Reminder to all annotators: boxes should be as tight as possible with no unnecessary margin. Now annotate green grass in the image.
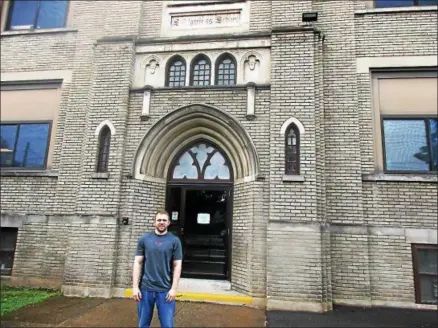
[0,285,60,316]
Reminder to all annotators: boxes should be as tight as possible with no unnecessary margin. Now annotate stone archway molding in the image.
[132,104,261,183]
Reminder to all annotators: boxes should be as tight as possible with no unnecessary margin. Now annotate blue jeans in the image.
[137,289,175,328]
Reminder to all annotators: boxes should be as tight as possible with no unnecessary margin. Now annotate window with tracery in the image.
[191,55,211,86]
[285,124,300,175]
[96,126,111,172]
[170,142,231,181]
[216,54,236,85]
[166,56,186,87]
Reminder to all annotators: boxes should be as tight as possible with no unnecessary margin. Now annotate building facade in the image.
[1,0,437,312]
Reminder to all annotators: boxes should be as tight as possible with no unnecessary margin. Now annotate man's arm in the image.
[166,259,182,302]
[133,255,144,289]
[171,259,182,290]
[166,238,183,302]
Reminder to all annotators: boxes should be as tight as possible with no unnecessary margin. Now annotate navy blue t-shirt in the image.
[136,231,183,292]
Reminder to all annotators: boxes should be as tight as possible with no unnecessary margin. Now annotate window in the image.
[96,126,111,173]
[170,141,232,181]
[382,118,437,173]
[7,0,68,30]
[0,122,51,169]
[215,54,237,86]
[375,0,437,7]
[285,124,300,175]
[412,244,438,305]
[166,56,186,87]
[191,55,211,86]
[0,228,18,276]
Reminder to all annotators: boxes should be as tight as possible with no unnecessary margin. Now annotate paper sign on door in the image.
[197,213,210,224]
[171,211,178,221]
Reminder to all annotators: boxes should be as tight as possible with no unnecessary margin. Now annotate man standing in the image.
[133,210,183,328]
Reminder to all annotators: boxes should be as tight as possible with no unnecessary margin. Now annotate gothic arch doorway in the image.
[166,139,233,280]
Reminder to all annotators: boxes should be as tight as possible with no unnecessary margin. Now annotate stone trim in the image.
[1,70,73,84]
[1,28,78,37]
[135,31,272,46]
[94,119,116,137]
[282,175,305,182]
[0,170,59,177]
[91,172,109,179]
[132,103,260,180]
[362,173,438,183]
[131,84,271,93]
[280,117,305,136]
[1,214,25,228]
[267,221,437,244]
[355,6,438,16]
[356,56,437,73]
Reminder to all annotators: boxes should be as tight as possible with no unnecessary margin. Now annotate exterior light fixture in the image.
[302,12,318,23]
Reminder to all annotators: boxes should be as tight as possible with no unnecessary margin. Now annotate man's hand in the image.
[133,287,142,302]
[166,288,176,302]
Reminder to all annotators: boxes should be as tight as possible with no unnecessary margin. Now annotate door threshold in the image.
[178,277,233,294]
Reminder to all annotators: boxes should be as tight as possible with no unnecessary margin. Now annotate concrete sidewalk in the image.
[1,296,266,327]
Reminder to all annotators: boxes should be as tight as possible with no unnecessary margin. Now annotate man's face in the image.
[154,213,170,233]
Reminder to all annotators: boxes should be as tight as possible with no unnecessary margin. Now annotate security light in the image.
[302,12,318,23]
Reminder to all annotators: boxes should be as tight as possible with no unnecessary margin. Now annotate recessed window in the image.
[191,55,211,86]
[412,244,438,305]
[382,118,437,173]
[7,0,68,30]
[216,54,237,86]
[166,56,186,87]
[285,124,300,175]
[0,228,18,276]
[375,0,437,7]
[0,122,51,169]
[96,126,111,173]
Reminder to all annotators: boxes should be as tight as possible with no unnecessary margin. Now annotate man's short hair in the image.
[155,209,169,219]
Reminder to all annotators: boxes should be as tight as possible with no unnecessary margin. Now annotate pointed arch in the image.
[95,119,116,137]
[132,104,260,183]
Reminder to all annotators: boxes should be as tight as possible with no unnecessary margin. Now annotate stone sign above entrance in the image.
[170,11,241,29]
[161,1,249,37]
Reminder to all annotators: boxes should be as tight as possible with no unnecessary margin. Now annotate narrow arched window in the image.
[166,56,186,87]
[190,55,211,86]
[215,54,236,85]
[97,126,111,172]
[285,124,300,175]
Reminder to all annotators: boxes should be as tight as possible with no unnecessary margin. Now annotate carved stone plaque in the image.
[170,11,241,29]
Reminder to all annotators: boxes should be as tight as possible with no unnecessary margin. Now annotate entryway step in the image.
[123,278,253,306]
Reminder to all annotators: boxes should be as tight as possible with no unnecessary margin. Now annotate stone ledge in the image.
[130,84,271,93]
[135,30,271,45]
[1,28,78,37]
[91,172,109,179]
[355,5,437,15]
[0,170,58,178]
[362,173,437,183]
[282,174,305,182]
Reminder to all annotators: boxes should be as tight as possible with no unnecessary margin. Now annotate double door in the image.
[166,185,232,280]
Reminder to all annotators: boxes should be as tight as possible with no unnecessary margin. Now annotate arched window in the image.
[215,54,237,85]
[190,55,211,86]
[96,126,111,172]
[166,56,186,87]
[169,141,232,182]
[285,124,300,175]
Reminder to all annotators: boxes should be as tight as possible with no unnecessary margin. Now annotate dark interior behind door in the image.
[166,186,231,280]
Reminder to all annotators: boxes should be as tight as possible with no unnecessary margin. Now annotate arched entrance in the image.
[166,140,233,280]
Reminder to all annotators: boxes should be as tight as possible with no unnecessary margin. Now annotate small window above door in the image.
[169,141,232,182]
